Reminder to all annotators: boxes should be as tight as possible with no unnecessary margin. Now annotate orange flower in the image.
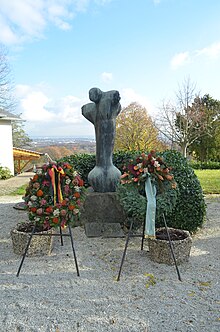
[45,206,53,214]
[133,165,139,170]
[68,204,76,210]
[32,174,38,181]
[78,178,84,186]
[165,174,173,181]
[74,192,80,198]
[37,189,44,197]
[52,217,59,224]
[157,174,164,181]
[61,199,67,206]
[121,173,128,179]
[31,207,37,213]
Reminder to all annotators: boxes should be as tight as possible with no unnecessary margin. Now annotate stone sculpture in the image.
[82,87,121,192]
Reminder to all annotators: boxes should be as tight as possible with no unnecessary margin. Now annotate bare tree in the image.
[156,78,207,157]
[0,44,16,111]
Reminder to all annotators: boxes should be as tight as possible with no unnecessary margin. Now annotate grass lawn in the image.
[10,184,27,196]
[194,169,220,194]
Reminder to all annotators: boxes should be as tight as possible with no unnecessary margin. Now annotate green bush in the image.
[113,150,137,171]
[160,150,206,232]
[0,166,12,179]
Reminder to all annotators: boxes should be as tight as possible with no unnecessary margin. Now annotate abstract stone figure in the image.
[82,88,121,192]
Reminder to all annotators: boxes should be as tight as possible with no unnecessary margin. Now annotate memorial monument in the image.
[81,88,125,237]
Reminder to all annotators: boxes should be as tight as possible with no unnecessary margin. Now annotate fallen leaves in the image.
[144,273,156,288]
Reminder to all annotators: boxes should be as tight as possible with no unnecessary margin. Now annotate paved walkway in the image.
[0,172,34,196]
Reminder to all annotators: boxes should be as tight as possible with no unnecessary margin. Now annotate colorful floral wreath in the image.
[24,162,85,229]
[121,150,177,190]
[117,150,178,225]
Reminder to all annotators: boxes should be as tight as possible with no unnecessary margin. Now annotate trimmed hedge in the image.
[59,150,206,233]
[160,151,206,233]
[190,161,220,170]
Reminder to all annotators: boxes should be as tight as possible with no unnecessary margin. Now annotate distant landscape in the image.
[28,136,96,161]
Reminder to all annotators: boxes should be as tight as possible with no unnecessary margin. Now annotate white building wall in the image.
[0,120,14,175]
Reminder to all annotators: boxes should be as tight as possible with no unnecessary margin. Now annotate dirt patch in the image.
[156,228,187,241]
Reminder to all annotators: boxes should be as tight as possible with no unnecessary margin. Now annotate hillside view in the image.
[26,137,96,165]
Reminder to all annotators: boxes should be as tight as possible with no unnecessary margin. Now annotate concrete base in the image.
[81,192,126,237]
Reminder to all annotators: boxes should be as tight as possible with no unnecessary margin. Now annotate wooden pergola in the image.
[13,147,45,173]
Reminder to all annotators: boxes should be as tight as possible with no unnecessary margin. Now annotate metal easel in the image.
[117,214,182,282]
[16,224,80,277]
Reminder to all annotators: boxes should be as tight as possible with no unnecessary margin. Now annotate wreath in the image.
[117,150,178,229]
[24,161,86,230]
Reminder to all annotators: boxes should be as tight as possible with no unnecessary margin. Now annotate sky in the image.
[1,0,220,138]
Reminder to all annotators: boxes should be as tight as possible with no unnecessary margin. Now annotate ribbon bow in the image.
[48,165,65,205]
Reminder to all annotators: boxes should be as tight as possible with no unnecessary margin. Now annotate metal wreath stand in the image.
[16,224,80,277]
[16,164,80,278]
[117,214,182,282]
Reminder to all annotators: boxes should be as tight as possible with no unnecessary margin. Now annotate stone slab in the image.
[81,192,126,237]
[85,222,124,238]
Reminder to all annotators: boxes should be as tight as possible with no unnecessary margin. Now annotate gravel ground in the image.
[0,195,219,332]
[0,173,34,196]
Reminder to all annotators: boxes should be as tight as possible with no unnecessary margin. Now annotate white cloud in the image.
[101,72,113,83]
[196,42,220,59]
[0,0,46,44]
[0,0,112,45]
[0,15,19,44]
[171,41,220,70]
[56,95,84,124]
[14,84,95,136]
[21,91,54,122]
[120,88,153,114]
[15,85,84,123]
[170,52,190,70]
[15,84,32,97]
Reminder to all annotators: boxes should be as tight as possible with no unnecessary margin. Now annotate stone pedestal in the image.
[81,192,126,237]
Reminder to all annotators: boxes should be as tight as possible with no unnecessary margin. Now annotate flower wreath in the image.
[121,150,176,189]
[117,150,178,230]
[24,162,86,229]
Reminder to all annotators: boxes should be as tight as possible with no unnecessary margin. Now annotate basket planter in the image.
[11,223,53,256]
[148,227,192,265]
